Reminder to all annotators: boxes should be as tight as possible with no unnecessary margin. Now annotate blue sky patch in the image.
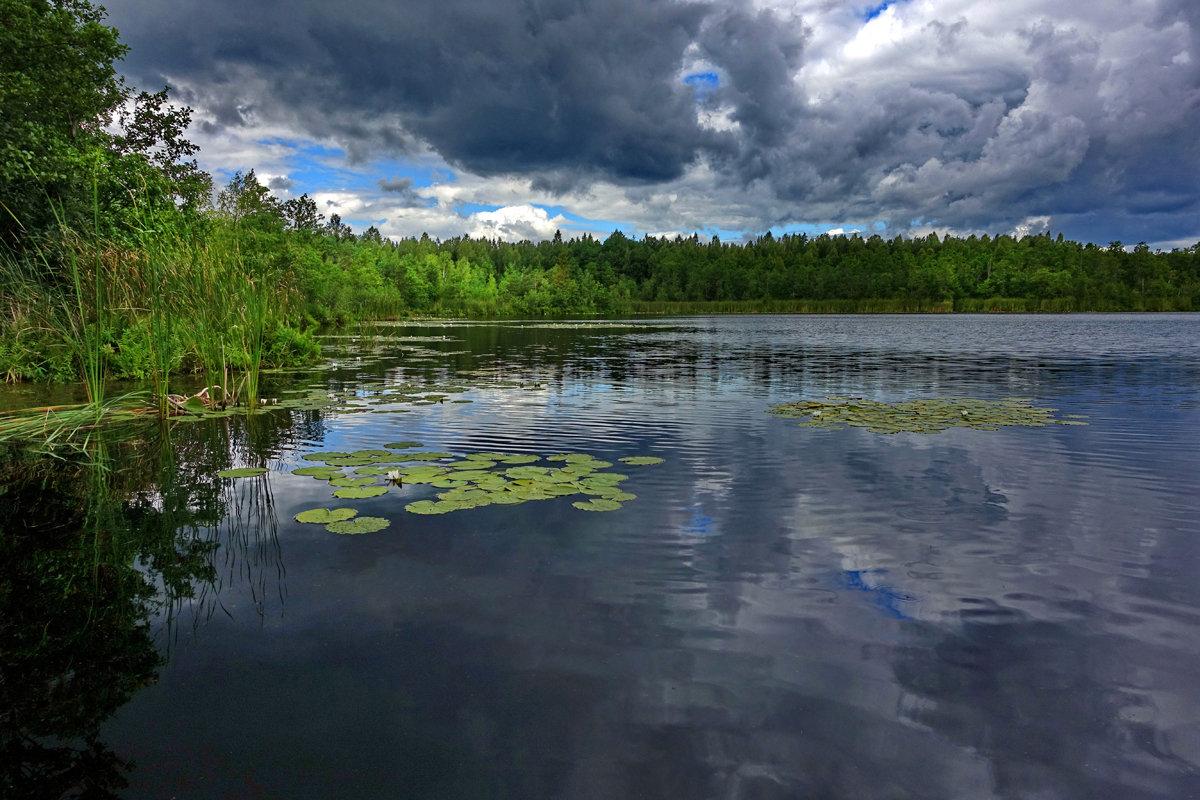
[862,1,893,21]
[683,71,720,99]
[455,202,503,216]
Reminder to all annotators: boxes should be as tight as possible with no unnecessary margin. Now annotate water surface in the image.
[4,314,1199,799]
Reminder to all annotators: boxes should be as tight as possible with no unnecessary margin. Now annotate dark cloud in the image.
[268,176,294,190]
[376,176,429,207]
[102,0,1200,244]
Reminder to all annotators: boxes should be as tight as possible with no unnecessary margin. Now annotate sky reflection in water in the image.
[96,314,1200,799]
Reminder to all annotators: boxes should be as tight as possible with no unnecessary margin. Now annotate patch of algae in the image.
[768,396,1088,434]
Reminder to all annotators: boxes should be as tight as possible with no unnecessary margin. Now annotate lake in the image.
[3,314,1199,799]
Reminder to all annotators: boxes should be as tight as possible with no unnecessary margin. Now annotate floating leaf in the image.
[329,476,379,487]
[573,498,622,512]
[385,441,423,449]
[217,467,267,478]
[406,500,456,515]
[498,454,541,464]
[505,466,550,480]
[324,456,376,467]
[332,485,388,499]
[619,456,665,466]
[326,516,390,534]
[768,396,1086,434]
[447,460,496,470]
[301,452,352,461]
[295,508,357,524]
[293,466,344,478]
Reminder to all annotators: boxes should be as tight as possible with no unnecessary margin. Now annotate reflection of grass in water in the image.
[768,396,1088,434]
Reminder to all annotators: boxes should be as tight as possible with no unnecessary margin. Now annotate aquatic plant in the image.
[326,516,389,534]
[288,446,665,521]
[768,396,1088,434]
[294,508,357,524]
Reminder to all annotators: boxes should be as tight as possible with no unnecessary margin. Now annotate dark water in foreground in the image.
[3,314,1200,799]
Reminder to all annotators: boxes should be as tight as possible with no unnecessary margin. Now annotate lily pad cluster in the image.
[294,507,390,534]
[289,444,664,523]
[768,396,1088,434]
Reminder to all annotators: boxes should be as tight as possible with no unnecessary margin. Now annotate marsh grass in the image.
[1,207,302,450]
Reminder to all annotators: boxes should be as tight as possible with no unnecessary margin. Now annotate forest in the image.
[2,0,1198,386]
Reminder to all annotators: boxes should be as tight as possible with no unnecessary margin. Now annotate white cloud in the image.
[466,205,572,242]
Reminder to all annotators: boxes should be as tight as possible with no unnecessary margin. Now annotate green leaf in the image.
[295,508,357,524]
[326,516,390,534]
[573,498,622,512]
[332,485,388,499]
[619,456,665,465]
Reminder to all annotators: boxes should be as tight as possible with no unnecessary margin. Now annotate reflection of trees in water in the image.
[0,410,296,797]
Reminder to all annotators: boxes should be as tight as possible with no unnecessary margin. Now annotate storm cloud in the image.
[103,0,1200,245]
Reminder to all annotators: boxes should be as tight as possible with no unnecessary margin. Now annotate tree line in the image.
[2,0,1197,384]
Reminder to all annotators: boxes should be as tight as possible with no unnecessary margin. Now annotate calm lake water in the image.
[4,314,1200,799]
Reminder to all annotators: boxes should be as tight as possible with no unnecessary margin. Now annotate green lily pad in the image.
[497,454,541,464]
[332,485,388,499]
[619,456,665,465]
[323,456,376,467]
[293,466,344,478]
[385,441,423,449]
[445,469,494,482]
[329,476,379,487]
[326,516,390,534]
[405,500,457,515]
[768,396,1086,434]
[295,507,357,524]
[573,498,623,512]
[217,467,267,478]
[300,450,350,462]
[447,460,496,470]
[506,466,551,480]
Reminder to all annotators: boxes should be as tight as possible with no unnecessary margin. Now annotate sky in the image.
[100,0,1199,248]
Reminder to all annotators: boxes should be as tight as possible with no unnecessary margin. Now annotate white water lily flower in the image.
[386,470,403,483]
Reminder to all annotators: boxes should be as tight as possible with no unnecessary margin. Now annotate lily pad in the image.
[294,507,357,524]
[217,467,267,478]
[505,466,551,480]
[768,396,1087,434]
[300,451,352,461]
[497,454,541,464]
[332,485,388,499]
[406,500,457,515]
[329,476,380,487]
[326,516,390,534]
[385,441,423,449]
[293,466,343,478]
[619,456,665,466]
[572,498,623,512]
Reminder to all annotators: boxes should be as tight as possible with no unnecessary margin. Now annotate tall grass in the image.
[2,203,305,449]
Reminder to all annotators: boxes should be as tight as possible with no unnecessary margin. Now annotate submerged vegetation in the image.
[769,396,1088,434]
